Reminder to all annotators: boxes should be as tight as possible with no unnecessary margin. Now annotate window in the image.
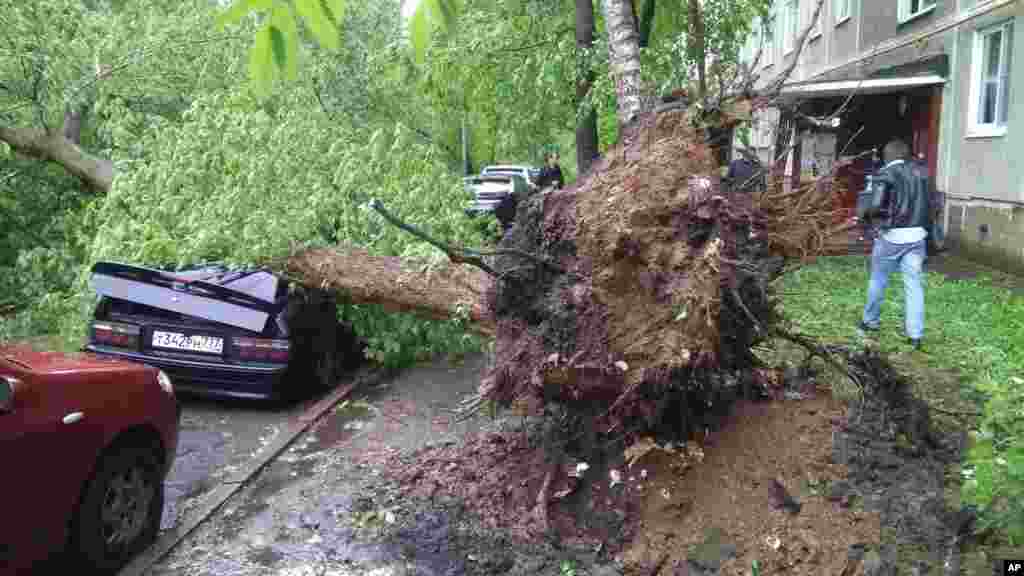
[898,0,936,23]
[970,21,1014,137]
[834,0,850,25]
[783,0,798,54]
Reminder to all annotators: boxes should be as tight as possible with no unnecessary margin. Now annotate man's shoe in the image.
[909,338,923,351]
[858,321,879,333]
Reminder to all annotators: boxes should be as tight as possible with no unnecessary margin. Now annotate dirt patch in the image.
[151,351,971,576]
[831,348,968,573]
[359,350,968,576]
[619,390,881,575]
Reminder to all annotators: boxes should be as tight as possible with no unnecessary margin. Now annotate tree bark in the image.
[575,0,599,176]
[602,0,643,127]
[0,125,113,192]
[279,246,496,337]
[790,127,803,191]
[687,0,707,102]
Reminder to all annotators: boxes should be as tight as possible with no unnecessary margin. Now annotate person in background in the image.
[856,139,931,351]
[535,151,564,190]
[724,154,763,193]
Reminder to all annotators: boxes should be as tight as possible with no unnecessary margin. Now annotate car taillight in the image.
[92,321,141,349]
[233,337,290,363]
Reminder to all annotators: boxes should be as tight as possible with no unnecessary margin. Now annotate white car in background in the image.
[463,164,539,216]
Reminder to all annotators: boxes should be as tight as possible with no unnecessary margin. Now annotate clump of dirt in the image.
[391,425,640,554]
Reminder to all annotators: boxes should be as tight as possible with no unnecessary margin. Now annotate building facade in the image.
[739,0,1023,271]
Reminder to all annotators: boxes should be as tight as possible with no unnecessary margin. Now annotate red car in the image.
[0,345,180,575]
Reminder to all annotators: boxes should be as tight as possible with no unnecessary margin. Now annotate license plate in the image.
[151,330,224,354]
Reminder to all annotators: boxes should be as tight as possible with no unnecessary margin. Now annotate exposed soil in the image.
[620,392,881,575]
[151,350,968,576]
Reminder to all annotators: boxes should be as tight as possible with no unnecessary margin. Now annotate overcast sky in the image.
[401,0,417,20]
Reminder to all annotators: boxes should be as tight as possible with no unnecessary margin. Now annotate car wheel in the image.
[69,444,164,574]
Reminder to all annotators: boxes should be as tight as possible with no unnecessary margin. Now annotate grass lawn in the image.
[773,254,1024,558]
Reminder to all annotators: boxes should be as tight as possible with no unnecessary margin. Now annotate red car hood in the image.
[1,345,150,375]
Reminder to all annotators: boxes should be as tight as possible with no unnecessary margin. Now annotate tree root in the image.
[533,457,561,535]
[771,327,866,393]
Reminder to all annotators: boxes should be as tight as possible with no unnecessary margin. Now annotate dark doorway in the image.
[805,86,942,217]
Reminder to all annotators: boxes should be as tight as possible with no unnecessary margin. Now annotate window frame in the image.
[898,0,936,25]
[834,0,851,26]
[968,20,1014,138]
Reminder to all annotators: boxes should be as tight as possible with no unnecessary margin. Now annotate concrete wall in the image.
[948,203,1024,273]
[830,0,860,64]
[944,5,1023,271]
[860,0,953,48]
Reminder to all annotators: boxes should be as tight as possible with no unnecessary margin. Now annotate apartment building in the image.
[739,0,1023,271]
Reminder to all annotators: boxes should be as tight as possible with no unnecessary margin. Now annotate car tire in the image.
[69,444,164,575]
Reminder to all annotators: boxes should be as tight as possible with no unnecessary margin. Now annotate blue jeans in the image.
[862,237,926,339]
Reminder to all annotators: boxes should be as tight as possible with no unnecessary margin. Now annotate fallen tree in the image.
[275,99,860,531]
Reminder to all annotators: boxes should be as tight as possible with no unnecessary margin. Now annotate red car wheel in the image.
[69,444,164,574]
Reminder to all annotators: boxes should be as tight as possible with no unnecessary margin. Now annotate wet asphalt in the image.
[152,353,492,575]
[161,388,323,532]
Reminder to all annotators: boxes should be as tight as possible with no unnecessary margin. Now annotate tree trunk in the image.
[280,246,495,337]
[790,128,803,191]
[0,125,114,192]
[602,0,643,127]
[575,0,599,176]
[687,0,707,102]
[772,108,795,182]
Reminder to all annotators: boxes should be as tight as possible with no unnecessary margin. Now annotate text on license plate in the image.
[151,330,224,354]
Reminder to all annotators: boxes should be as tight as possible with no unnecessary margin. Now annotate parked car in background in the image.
[481,164,539,184]
[463,164,538,216]
[83,261,363,401]
[0,345,179,575]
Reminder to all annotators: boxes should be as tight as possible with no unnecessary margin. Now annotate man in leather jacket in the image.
[856,139,930,350]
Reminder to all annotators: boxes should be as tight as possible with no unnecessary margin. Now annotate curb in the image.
[117,367,390,576]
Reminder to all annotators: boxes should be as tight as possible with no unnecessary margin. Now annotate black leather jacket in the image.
[863,159,930,230]
[537,165,564,189]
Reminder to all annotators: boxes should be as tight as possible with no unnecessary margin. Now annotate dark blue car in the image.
[83,261,362,401]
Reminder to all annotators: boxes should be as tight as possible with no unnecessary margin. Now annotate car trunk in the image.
[89,263,290,366]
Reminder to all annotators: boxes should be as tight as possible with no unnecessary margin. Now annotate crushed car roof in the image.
[90,262,282,333]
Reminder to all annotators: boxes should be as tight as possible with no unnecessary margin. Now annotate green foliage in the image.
[217,0,345,95]
[419,0,581,170]
[775,256,1024,545]
[63,88,489,366]
[640,0,771,99]
[409,0,462,63]
[345,304,484,370]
